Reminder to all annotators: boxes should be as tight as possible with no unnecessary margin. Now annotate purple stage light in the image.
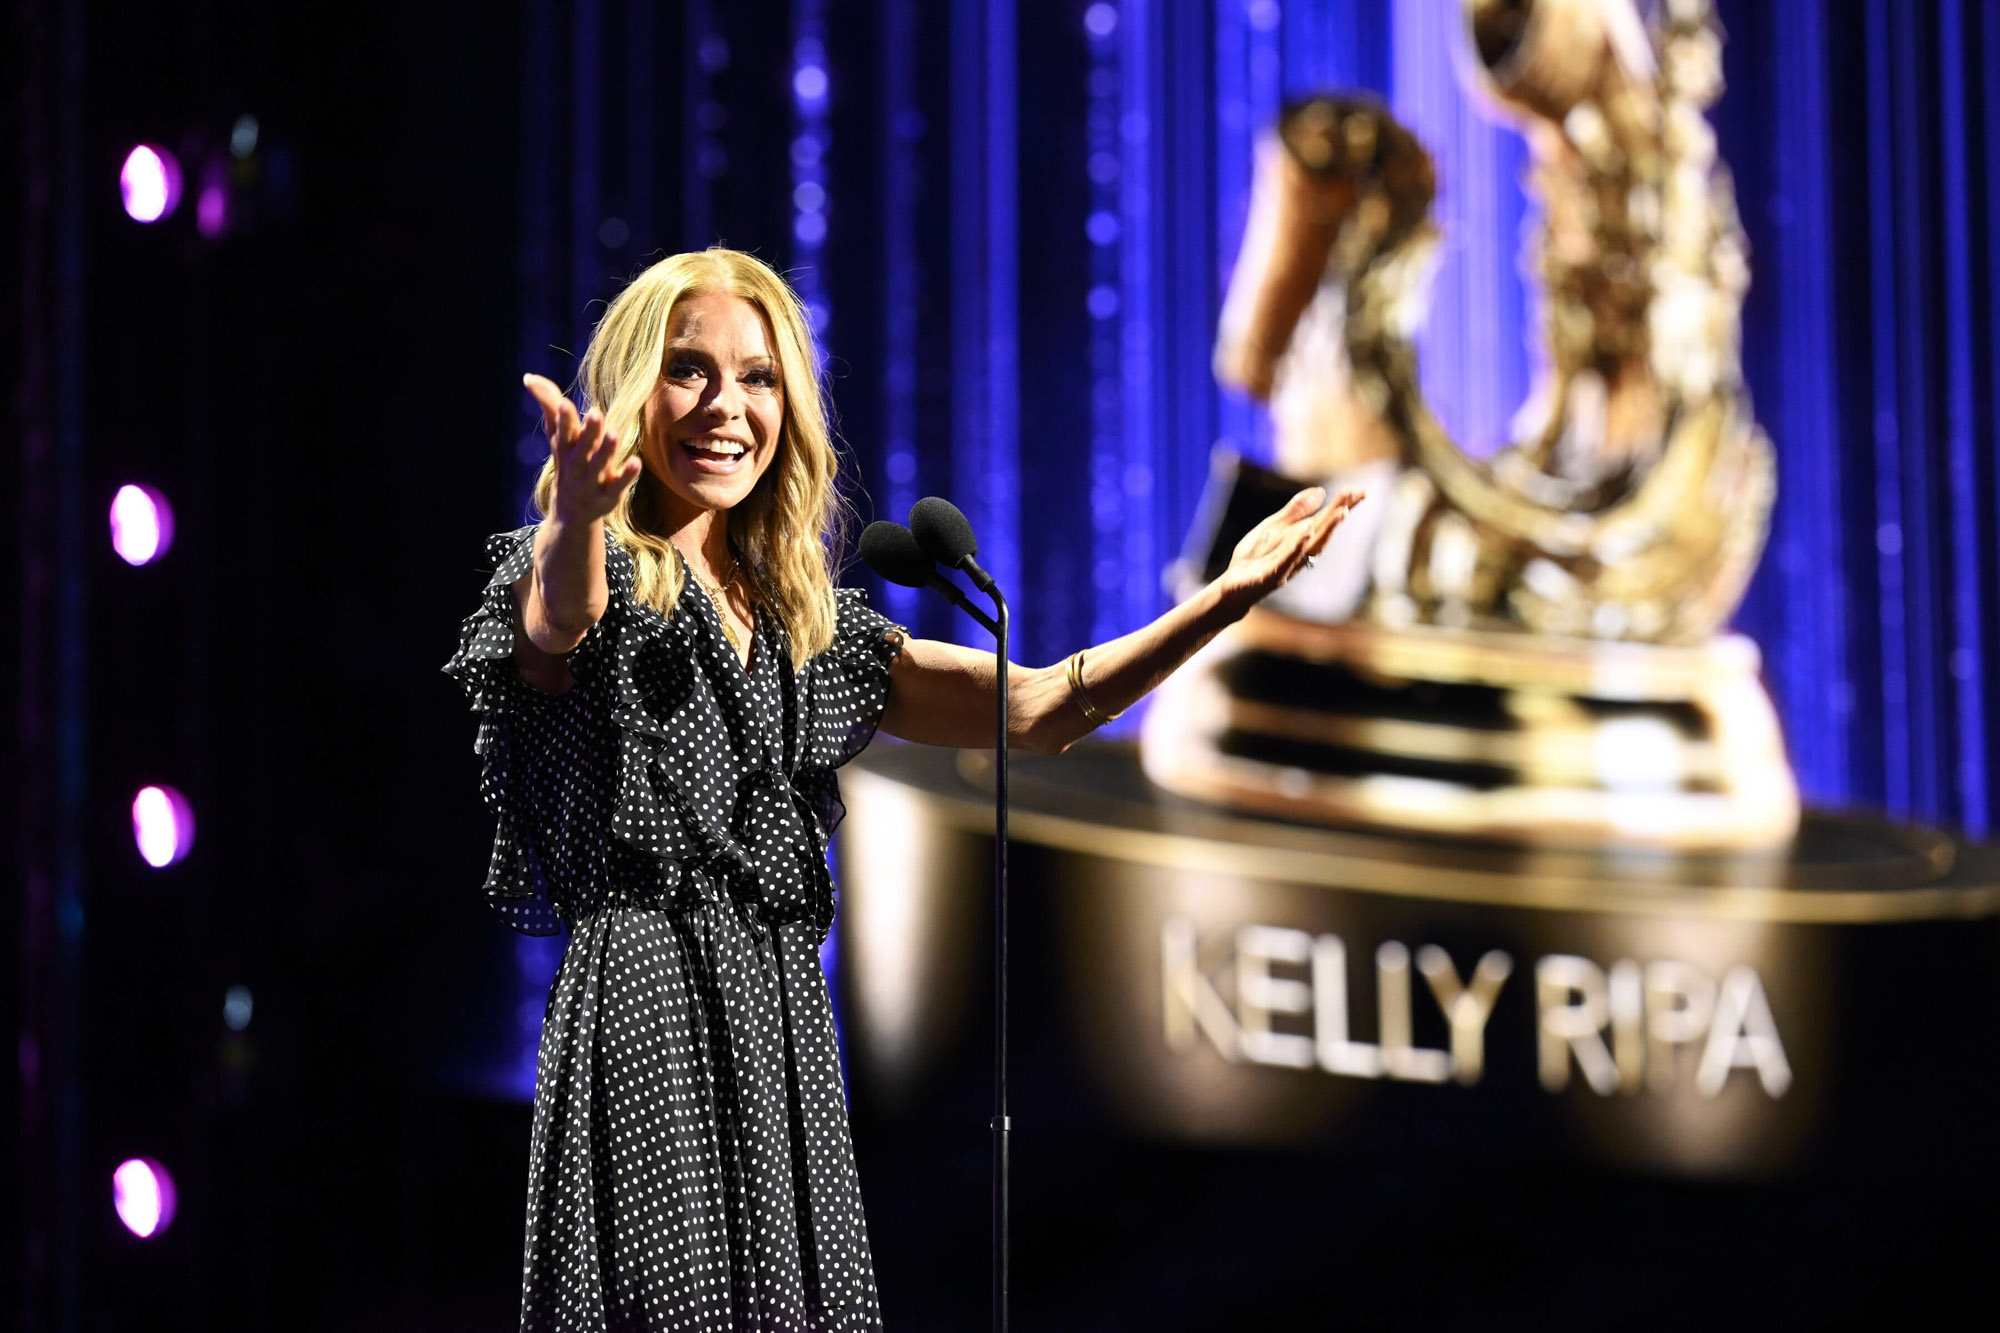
[196,179,228,238]
[132,785,196,867]
[113,1159,177,1238]
[120,145,182,223]
[792,64,828,104]
[110,484,175,565]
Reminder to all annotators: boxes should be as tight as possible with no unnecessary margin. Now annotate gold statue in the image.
[1143,0,1798,849]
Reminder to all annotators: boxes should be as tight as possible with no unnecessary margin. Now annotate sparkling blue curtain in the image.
[845,0,2000,835]
[1721,0,1999,835]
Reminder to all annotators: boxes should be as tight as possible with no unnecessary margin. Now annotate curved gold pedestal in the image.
[1140,611,1800,852]
[836,743,2000,1178]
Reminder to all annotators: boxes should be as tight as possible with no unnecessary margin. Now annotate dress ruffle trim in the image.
[598,539,866,940]
[440,525,566,933]
[446,526,899,941]
[790,586,905,851]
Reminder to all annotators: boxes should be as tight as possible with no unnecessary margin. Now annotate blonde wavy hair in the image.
[532,248,848,669]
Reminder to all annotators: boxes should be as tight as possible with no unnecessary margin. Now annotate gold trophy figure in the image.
[1145,0,1797,850]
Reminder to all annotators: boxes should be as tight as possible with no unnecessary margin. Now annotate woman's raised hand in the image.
[523,373,642,526]
[1214,485,1365,617]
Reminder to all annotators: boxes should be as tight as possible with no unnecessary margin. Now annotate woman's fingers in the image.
[522,374,642,524]
[1240,487,1324,558]
[1216,485,1372,604]
[551,398,581,457]
[1296,489,1362,550]
[592,431,626,485]
[1308,489,1364,549]
[523,373,566,442]
[1262,487,1366,585]
[521,372,560,412]
[578,415,612,472]
[572,407,604,463]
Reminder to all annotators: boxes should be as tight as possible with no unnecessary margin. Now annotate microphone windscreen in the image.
[909,496,979,565]
[859,521,937,588]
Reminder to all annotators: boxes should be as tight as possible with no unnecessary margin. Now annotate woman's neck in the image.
[662,505,734,582]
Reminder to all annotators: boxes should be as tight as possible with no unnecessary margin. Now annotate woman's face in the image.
[640,289,785,526]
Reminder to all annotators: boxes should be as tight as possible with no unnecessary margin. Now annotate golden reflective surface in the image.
[1160,0,1796,848]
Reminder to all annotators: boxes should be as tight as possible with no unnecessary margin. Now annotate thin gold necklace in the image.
[677,548,746,654]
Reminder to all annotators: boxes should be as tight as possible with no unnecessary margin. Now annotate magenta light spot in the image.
[196,181,228,238]
[132,786,196,868]
[110,484,174,565]
[1084,3,1118,38]
[120,145,182,223]
[113,1159,177,1238]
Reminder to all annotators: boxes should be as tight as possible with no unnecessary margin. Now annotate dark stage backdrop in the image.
[13,0,2000,1328]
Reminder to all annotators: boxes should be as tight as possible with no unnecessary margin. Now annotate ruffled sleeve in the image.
[788,588,904,854]
[440,524,623,935]
[803,588,905,771]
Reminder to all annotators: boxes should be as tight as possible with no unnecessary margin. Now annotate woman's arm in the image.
[877,485,1361,754]
[511,374,642,694]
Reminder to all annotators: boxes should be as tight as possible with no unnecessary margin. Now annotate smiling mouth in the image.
[682,437,747,461]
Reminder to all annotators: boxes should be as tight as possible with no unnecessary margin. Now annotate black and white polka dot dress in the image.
[443,524,898,1332]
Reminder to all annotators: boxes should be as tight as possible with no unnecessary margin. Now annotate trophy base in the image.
[1141,609,1801,851]
[835,742,2000,1179]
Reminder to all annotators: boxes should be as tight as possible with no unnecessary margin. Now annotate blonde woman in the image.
[443,248,1358,1331]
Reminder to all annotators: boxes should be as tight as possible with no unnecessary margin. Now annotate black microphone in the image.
[859,519,999,635]
[858,520,937,588]
[909,496,998,595]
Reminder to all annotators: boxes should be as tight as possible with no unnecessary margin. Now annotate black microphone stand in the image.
[987,586,1010,1333]
[860,514,1011,1331]
[940,556,1010,1333]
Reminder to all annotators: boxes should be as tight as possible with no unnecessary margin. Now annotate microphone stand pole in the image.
[988,587,1010,1333]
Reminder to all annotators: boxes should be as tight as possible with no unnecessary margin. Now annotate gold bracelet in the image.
[1066,650,1120,727]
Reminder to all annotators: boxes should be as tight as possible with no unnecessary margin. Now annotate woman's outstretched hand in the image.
[523,373,642,526]
[1213,485,1365,619]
